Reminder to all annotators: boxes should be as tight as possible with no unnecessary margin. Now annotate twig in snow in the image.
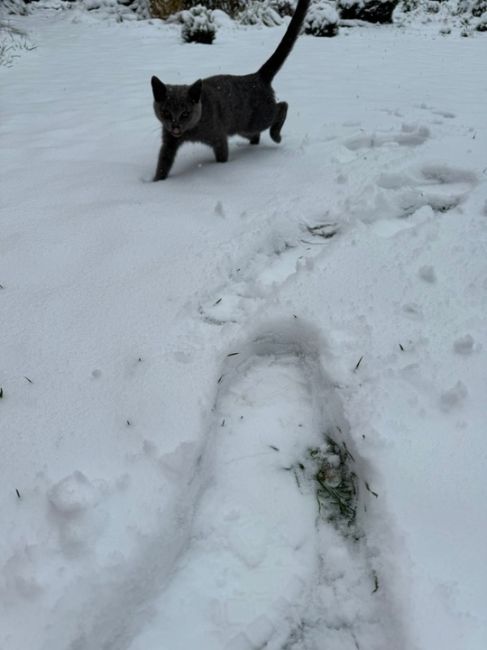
[372,572,379,593]
[365,481,379,498]
[353,356,364,371]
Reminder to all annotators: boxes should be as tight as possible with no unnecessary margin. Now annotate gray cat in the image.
[150,0,310,180]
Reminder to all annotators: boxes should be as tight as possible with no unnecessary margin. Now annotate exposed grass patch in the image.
[291,434,360,535]
[0,21,36,67]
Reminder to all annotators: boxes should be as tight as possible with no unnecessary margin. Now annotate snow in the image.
[1,9,487,650]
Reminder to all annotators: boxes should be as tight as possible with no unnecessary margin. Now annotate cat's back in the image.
[201,73,275,134]
[203,73,273,106]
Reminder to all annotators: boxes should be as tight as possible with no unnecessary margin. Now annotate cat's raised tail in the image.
[257,0,311,84]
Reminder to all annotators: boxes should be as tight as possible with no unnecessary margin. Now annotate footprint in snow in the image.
[199,223,339,326]
[127,320,406,650]
[344,123,430,152]
[363,162,478,238]
[416,103,456,120]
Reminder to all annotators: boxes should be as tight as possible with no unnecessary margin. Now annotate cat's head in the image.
[151,76,202,138]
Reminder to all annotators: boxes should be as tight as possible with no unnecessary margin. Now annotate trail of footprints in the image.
[65,142,477,649]
[199,159,477,327]
[199,222,340,326]
[377,163,478,217]
[187,154,478,650]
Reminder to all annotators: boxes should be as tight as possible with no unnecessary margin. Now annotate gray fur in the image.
[150,0,310,180]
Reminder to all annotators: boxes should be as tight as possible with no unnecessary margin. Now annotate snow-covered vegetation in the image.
[396,0,487,31]
[238,0,283,25]
[2,0,487,31]
[0,20,35,66]
[181,3,217,42]
[303,0,339,36]
[338,0,399,23]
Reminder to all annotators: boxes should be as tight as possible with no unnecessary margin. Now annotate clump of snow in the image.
[402,302,424,320]
[181,5,217,43]
[440,380,468,411]
[418,264,436,282]
[453,334,475,354]
[48,472,107,555]
[211,7,236,26]
[48,471,100,516]
[214,200,226,217]
[303,0,339,36]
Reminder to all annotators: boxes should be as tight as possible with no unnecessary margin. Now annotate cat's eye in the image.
[162,111,172,120]
[181,111,189,120]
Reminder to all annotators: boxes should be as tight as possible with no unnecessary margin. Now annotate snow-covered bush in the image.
[399,0,419,10]
[452,0,487,31]
[188,0,243,17]
[338,0,399,22]
[458,0,487,15]
[119,0,151,18]
[181,4,217,43]
[426,0,441,12]
[239,0,283,26]
[78,0,150,19]
[269,0,296,16]
[303,0,339,35]
[3,0,152,20]
[396,0,487,28]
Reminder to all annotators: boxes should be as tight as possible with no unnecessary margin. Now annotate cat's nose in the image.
[172,125,181,136]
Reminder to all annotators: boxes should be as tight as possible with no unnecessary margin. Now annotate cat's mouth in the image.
[171,128,182,138]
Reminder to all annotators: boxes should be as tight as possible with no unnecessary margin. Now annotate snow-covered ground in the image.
[1,10,487,650]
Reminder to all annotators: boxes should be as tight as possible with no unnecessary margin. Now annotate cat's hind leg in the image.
[270,101,288,144]
[213,137,229,163]
[238,132,261,145]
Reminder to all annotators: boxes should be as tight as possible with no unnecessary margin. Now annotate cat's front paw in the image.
[153,172,168,181]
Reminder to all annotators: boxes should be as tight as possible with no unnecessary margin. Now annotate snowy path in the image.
[1,11,487,650]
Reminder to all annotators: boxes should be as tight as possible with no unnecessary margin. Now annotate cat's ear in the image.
[151,76,167,102]
[188,79,202,104]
